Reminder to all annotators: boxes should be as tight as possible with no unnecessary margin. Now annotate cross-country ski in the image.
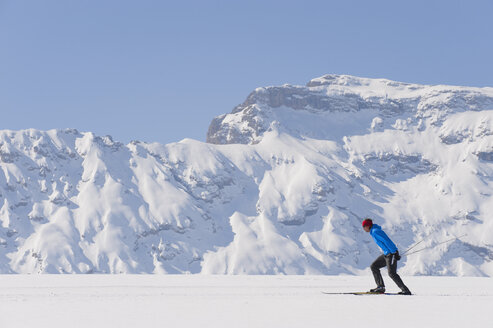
[322,291,407,295]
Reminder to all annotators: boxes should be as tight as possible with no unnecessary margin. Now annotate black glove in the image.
[394,251,401,261]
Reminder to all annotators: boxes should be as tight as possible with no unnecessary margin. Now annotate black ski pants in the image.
[370,253,407,290]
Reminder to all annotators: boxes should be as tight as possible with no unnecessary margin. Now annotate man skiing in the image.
[362,218,412,295]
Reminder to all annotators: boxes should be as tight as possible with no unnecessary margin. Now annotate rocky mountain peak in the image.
[207,75,493,145]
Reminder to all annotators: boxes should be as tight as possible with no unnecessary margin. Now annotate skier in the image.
[362,218,412,295]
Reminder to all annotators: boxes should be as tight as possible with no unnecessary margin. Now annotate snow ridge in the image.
[1,74,493,275]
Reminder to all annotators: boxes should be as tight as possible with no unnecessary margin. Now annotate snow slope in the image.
[1,74,493,275]
[0,275,491,328]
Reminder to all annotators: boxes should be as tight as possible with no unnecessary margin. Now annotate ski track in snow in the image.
[0,275,490,328]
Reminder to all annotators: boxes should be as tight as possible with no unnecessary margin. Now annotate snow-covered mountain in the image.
[2,74,493,275]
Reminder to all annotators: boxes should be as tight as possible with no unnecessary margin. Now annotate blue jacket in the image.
[370,224,398,255]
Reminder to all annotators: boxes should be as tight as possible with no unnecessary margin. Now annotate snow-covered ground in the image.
[0,275,490,328]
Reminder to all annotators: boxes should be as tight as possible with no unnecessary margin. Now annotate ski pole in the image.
[402,239,425,255]
[405,234,467,256]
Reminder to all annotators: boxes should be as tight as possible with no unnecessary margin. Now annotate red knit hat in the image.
[362,218,373,228]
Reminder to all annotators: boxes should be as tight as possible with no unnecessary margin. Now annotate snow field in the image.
[0,275,490,328]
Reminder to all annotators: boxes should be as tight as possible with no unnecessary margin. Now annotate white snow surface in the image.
[1,74,493,275]
[0,275,490,328]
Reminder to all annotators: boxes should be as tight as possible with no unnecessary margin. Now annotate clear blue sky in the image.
[1,0,492,144]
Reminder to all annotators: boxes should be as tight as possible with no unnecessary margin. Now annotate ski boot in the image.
[369,286,385,294]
